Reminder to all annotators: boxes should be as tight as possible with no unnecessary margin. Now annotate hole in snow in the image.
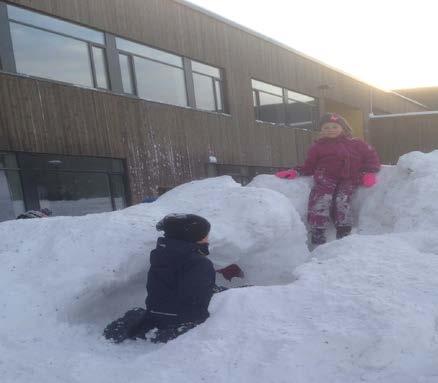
[61,271,146,328]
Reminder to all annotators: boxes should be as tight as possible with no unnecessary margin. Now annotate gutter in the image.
[370,111,438,119]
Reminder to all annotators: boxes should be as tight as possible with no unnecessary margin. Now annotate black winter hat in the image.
[319,113,353,137]
[156,214,211,243]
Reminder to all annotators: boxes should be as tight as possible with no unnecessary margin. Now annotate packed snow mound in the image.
[124,176,309,284]
[357,151,438,233]
[247,174,312,218]
[249,150,438,234]
[2,232,438,382]
[2,151,438,382]
[0,176,308,329]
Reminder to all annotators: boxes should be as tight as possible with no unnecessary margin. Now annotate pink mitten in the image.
[275,169,298,180]
[362,173,377,187]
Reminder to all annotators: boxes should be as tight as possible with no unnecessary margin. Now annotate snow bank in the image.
[249,150,438,235]
[0,176,308,330]
[2,151,438,383]
[356,151,438,233]
[138,176,309,284]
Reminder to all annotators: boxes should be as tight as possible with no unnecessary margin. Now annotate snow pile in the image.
[1,151,438,382]
[0,176,308,330]
[249,151,438,235]
[356,151,438,233]
[143,176,309,284]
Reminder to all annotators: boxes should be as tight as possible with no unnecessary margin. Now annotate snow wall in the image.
[1,150,438,382]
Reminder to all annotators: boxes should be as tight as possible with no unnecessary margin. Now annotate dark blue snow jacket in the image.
[146,237,216,325]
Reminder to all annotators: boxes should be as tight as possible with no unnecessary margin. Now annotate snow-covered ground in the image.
[1,151,438,383]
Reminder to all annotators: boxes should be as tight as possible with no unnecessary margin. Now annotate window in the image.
[286,90,316,127]
[191,60,224,112]
[118,53,135,94]
[7,4,109,89]
[0,152,128,222]
[116,37,187,106]
[35,171,114,216]
[133,56,187,106]
[7,5,104,44]
[116,38,182,67]
[0,152,25,221]
[115,37,226,112]
[252,79,317,128]
[92,46,109,89]
[1,3,228,114]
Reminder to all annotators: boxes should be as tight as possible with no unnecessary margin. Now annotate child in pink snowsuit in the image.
[276,113,380,245]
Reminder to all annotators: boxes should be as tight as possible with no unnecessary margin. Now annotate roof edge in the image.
[172,0,428,110]
[172,0,381,89]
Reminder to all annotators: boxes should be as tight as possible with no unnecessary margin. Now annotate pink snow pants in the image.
[307,171,358,229]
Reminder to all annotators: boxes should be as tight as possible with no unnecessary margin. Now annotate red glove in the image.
[216,264,244,281]
[362,173,377,187]
[275,169,298,180]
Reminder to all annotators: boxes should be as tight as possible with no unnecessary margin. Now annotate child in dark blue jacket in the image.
[104,214,216,343]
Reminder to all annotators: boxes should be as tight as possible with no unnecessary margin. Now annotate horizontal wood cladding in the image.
[0,72,312,201]
[369,115,438,164]
[372,89,425,114]
[396,87,438,109]
[6,0,422,115]
[2,0,428,203]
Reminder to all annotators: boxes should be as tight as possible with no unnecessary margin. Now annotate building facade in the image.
[396,87,438,110]
[0,0,426,221]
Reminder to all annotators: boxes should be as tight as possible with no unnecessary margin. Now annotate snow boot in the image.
[149,322,198,344]
[336,226,352,239]
[311,228,326,245]
[103,307,150,343]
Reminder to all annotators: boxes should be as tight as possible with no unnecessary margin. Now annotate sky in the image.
[186,0,438,91]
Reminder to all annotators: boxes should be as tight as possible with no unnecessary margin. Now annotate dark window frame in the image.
[11,151,129,215]
[116,52,136,95]
[6,3,110,90]
[0,1,229,115]
[0,2,16,72]
[116,40,189,106]
[190,59,226,113]
[90,44,111,90]
[129,52,188,106]
[252,78,318,129]
[253,88,286,123]
[116,37,227,113]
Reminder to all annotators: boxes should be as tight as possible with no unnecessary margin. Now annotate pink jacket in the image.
[295,136,380,182]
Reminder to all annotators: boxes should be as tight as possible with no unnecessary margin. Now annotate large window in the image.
[1,3,227,113]
[252,79,317,128]
[6,4,109,89]
[115,37,226,112]
[191,60,224,112]
[116,37,187,106]
[0,152,128,222]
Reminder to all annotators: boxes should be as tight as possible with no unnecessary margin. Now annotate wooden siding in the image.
[395,87,438,110]
[372,89,426,114]
[0,72,315,201]
[6,0,424,115]
[369,115,438,164]
[1,0,428,202]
